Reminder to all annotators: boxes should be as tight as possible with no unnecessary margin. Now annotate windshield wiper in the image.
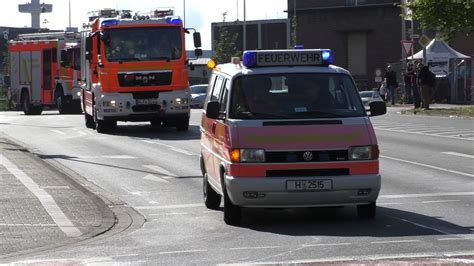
[148,56,172,62]
[114,58,141,62]
[292,110,345,117]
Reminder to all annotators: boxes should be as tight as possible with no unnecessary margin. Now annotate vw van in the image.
[200,49,386,225]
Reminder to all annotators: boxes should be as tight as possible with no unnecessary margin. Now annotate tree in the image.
[405,0,473,41]
[212,12,241,64]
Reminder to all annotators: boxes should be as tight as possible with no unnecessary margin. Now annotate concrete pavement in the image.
[0,136,115,260]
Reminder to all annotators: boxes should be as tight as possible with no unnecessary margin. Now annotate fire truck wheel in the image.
[96,120,116,134]
[55,88,67,114]
[21,90,41,115]
[150,118,162,128]
[84,113,96,129]
[176,116,190,131]
[203,173,221,210]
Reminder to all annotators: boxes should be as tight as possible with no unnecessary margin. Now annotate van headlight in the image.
[230,149,266,163]
[175,98,188,105]
[349,145,379,160]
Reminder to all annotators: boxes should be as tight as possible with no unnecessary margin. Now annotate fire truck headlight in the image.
[175,98,188,105]
[103,100,117,108]
[76,91,82,97]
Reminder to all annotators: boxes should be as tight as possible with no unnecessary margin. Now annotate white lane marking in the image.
[0,154,82,237]
[371,240,420,244]
[397,217,451,235]
[0,224,56,227]
[442,152,474,159]
[435,130,474,135]
[438,237,474,241]
[422,199,460,204]
[143,174,169,183]
[302,243,352,247]
[73,155,136,159]
[143,165,177,178]
[375,127,474,141]
[230,246,280,250]
[381,155,474,177]
[159,249,207,255]
[150,212,188,216]
[50,129,66,135]
[141,140,196,156]
[376,202,404,205]
[135,203,202,210]
[380,191,474,199]
[40,186,70,189]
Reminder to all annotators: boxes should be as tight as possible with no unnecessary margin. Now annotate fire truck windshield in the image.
[103,27,182,62]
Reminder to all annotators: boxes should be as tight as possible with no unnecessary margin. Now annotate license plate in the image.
[286,179,332,192]
[136,98,159,105]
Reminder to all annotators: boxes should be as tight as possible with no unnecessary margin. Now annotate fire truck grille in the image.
[118,72,172,87]
[265,150,348,163]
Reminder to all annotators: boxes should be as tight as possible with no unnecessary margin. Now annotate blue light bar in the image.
[294,45,304,49]
[322,50,333,65]
[165,16,183,25]
[242,49,333,68]
[101,19,118,27]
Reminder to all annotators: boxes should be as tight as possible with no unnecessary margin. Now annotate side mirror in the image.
[193,32,202,48]
[85,52,92,61]
[369,101,386,117]
[194,48,203,57]
[206,101,220,119]
[85,36,93,53]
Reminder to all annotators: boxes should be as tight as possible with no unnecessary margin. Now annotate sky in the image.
[1,0,288,50]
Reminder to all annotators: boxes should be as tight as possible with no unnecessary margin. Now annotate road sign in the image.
[401,40,414,56]
[419,34,431,47]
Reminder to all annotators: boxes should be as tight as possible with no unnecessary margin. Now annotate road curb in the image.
[0,135,145,261]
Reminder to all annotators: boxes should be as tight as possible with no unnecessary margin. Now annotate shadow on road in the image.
[111,124,201,141]
[233,206,472,238]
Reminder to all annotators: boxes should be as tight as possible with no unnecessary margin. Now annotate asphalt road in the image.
[0,108,473,264]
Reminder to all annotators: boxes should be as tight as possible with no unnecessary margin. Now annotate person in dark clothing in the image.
[404,63,415,104]
[417,61,435,110]
[384,65,398,105]
[412,60,422,108]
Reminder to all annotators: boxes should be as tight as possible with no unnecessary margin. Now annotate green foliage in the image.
[405,0,474,41]
[212,26,241,64]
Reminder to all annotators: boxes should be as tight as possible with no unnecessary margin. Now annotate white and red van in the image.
[200,49,386,225]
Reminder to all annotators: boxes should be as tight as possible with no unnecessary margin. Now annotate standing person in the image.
[384,65,398,105]
[404,63,414,104]
[417,61,435,110]
[412,60,422,108]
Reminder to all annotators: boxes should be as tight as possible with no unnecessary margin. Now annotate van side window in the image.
[204,74,217,108]
[219,79,230,113]
[211,76,224,102]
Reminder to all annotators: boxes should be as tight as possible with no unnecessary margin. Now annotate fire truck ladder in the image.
[17,31,80,41]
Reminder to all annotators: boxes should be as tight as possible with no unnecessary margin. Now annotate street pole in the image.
[243,0,246,51]
[183,0,186,28]
[294,0,296,46]
[68,0,71,29]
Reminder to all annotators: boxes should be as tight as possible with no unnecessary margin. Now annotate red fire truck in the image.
[81,9,202,133]
[8,31,82,115]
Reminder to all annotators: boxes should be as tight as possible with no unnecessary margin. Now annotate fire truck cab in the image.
[81,9,202,133]
[8,31,82,115]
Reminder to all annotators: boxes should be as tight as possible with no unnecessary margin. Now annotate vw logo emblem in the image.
[303,151,313,161]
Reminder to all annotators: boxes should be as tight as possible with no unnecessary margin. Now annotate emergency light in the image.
[101,19,118,27]
[243,49,333,68]
[165,16,183,25]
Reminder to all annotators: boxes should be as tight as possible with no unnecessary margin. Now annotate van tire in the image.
[357,202,376,219]
[223,184,242,225]
[203,173,221,210]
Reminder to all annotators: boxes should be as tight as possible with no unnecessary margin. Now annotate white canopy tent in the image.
[407,38,471,103]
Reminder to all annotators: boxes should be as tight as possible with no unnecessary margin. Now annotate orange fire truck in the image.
[8,31,82,115]
[81,9,202,133]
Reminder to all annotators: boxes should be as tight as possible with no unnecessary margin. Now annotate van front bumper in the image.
[224,174,380,208]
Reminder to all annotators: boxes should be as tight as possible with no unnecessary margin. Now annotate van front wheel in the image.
[203,173,221,210]
[223,185,241,225]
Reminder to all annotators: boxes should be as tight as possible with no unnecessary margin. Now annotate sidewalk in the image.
[0,137,115,260]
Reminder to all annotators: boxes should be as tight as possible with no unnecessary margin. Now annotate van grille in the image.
[266,168,349,177]
[265,150,348,163]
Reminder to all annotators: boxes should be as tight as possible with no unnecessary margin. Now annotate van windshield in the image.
[230,73,365,119]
